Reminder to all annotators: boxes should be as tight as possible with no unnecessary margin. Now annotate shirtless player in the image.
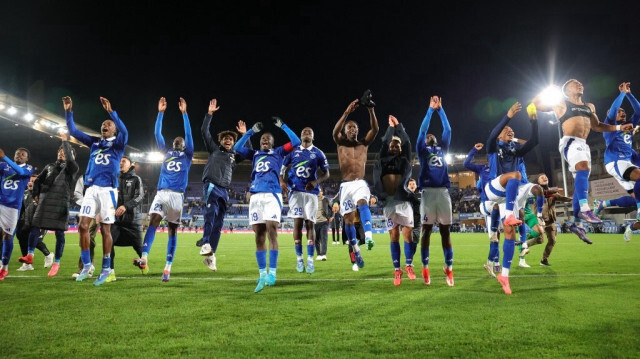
[534,79,633,224]
[332,94,379,268]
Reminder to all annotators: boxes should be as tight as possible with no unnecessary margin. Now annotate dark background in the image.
[1,0,639,174]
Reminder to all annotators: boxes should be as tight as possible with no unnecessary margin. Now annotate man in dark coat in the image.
[18,133,78,277]
[107,156,144,282]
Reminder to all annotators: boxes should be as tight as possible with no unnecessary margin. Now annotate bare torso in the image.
[337,143,368,181]
[555,101,593,139]
[382,174,402,196]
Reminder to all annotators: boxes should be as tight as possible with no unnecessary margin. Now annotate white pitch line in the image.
[5,273,640,281]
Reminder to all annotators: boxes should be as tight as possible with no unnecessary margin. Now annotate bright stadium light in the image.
[23,113,34,122]
[539,85,563,107]
[147,151,164,162]
[0,104,5,110]
[445,154,452,163]
[7,106,17,115]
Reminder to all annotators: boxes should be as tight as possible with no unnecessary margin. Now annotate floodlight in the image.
[539,85,563,107]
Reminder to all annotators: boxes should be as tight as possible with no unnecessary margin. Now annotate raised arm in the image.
[361,107,379,146]
[63,96,94,147]
[0,149,31,177]
[179,97,194,156]
[437,102,451,150]
[272,117,301,152]
[201,99,221,153]
[233,122,262,159]
[395,121,412,161]
[60,133,79,176]
[624,83,640,126]
[590,103,633,133]
[333,99,359,145]
[155,97,167,151]
[464,144,485,173]
[416,97,438,154]
[515,106,539,156]
[101,97,128,148]
[380,117,396,157]
[487,102,520,153]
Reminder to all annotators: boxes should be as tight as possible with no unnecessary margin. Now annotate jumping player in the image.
[65,96,128,286]
[280,127,330,274]
[233,117,301,293]
[0,147,34,280]
[374,115,414,285]
[534,79,632,224]
[135,97,193,282]
[416,96,454,286]
[332,95,379,269]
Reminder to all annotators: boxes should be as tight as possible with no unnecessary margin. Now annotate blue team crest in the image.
[310,153,316,159]
[294,153,300,158]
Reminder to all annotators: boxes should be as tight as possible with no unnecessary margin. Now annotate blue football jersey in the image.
[0,161,34,210]
[157,150,193,192]
[604,130,634,164]
[155,112,194,192]
[283,145,329,195]
[488,140,528,184]
[67,110,128,188]
[417,145,450,188]
[249,147,291,194]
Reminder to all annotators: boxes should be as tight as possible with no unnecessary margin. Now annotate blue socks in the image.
[536,195,544,213]
[443,248,453,269]
[357,203,373,238]
[575,170,590,212]
[256,250,267,272]
[404,242,413,266]
[166,234,177,265]
[306,244,314,258]
[81,249,91,266]
[489,241,500,263]
[390,241,400,269]
[502,239,515,270]
[505,179,520,212]
[294,243,303,259]
[142,225,157,256]
[519,223,526,243]
[420,247,430,266]
[346,224,357,247]
[269,250,278,272]
[101,255,111,272]
[490,208,500,233]
[1,238,14,266]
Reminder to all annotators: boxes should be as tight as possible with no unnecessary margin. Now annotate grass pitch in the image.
[1,231,639,358]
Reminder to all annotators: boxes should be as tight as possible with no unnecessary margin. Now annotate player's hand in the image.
[208,99,220,115]
[100,97,113,113]
[621,123,634,132]
[0,148,5,158]
[272,116,284,128]
[388,115,399,127]
[345,99,359,114]
[158,97,167,113]
[115,206,127,217]
[619,82,626,93]
[279,179,289,197]
[62,96,73,111]
[434,96,442,110]
[178,97,187,114]
[625,82,631,94]
[474,143,483,151]
[236,120,247,135]
[305,180,318,191]
[429,96,439,109]
[251,122,264,132]
[507,102,522,119]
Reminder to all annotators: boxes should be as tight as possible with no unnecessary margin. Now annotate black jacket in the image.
[18,188,37,230]
[201,113,251,188]
[115,166,144,228]
[32,141,79,231]
[373,124,413,201]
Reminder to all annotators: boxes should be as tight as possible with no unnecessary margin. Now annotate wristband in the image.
[616,125,621,131]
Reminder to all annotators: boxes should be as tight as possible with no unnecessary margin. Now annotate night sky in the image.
[1,0,639,162]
